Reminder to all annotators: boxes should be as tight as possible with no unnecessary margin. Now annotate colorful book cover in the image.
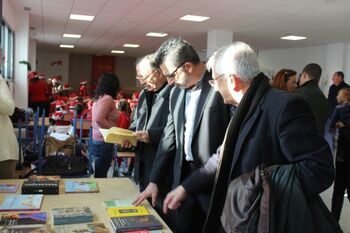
[52,206,93,225]
[0,224,48,232]
[28,175,61,181]
[54,222,108,233]
[0,184,19,193]
[107,206,149,218]
[64,181,99,193]
[110,215,162,233]
[103,199,134,209]
[0,195,43,211]
[0,212,47,225]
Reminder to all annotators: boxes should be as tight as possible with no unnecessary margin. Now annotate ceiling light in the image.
[60,44,74,48]
[69,14,94,21]
[280,35,307,41]
[146,32,168,37]
[24,7,31,11]
[179,15,210,22]
[123,44,140,48]
[111,50,125,54]
[63,34,81,38]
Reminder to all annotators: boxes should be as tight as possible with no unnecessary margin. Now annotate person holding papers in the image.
[91,73,120,178]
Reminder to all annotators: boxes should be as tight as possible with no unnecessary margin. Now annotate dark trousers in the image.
[92,140,114,178]
[29,101,48,117]
[331,127,350,222]
[171,161,210,233]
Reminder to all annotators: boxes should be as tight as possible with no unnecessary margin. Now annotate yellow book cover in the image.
[107,206,149,218]
[99,127,137,146]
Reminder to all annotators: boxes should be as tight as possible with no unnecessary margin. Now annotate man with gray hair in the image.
[133,37,231,233]
[162,42,334,232]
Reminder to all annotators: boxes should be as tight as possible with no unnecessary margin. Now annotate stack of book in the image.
[104,199,163,233]
[51,206,94,225]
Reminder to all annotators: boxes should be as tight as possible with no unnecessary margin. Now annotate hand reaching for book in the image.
[133,182,159,207]
[163,185,187,214]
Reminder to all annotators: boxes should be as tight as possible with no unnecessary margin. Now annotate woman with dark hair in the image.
[272,69,297,92]
[92,73,120,178]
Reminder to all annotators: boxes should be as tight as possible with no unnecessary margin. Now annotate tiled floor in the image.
[320,185,350,233]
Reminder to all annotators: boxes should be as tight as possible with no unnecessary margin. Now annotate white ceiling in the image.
[10,0,350,58]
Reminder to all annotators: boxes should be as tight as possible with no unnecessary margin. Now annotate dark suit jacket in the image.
[295,79,328,135]
[149,71,231,191]
[133,85,173,192]
[183,88,334,197]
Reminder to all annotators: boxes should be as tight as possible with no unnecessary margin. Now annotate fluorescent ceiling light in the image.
[111,50,125,54]
[63,34,81,38]
[60,44,74,48]
[69,14,94,21]
[123,44,140,48]
[146,32,168,37]
[280,35,307,41]
[180,15,210,22]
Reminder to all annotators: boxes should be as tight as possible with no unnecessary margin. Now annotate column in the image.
[207,30,233,59]
[29,39,37,71]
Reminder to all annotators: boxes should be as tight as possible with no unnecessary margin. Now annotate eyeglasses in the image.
[166,62,186,79]
[208,74,225,86]
[136,69,156,81]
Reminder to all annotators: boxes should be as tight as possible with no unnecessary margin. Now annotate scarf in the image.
[202,73,271,233]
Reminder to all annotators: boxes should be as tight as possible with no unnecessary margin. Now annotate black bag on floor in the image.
[41,145,88,177]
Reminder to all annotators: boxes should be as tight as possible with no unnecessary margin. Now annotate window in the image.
[1,20,14,80]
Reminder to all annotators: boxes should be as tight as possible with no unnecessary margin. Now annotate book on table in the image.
[103,199,134,209]
[0,212,47,225]
[52,206,93,225]
[53,222,108,233]
[0,184,19,193]
[0,224,48,233]
[107,206,149,218]
[28,175,61,181]
[64,181,99,193]
[110,215,162,233]
[0,194,43,211]
[99,127,137,146]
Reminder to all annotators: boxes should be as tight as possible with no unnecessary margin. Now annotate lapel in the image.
[174,89,186,148]
[230,101,263,174]
[192,71,213,135]
[146,85,171,128]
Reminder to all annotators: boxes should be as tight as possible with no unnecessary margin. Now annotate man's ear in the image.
[184,62,193,73]
[232,74,242,92]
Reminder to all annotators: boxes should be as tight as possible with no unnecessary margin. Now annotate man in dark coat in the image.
[133,37,231,233]
[162,42,334,233]
[295,63,328,135]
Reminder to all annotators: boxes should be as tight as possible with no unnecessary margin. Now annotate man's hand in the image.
[134,130,150,143]
[133,182,159,207]
[121,139,133,148]
[163,185,187,214]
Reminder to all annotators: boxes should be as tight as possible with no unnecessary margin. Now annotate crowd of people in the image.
[1,38,350,232]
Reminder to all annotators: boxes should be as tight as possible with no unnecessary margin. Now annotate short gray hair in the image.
[206,46,228,75]
[155,37,200,67]
[137,53,158,71]
[219,42,260,82]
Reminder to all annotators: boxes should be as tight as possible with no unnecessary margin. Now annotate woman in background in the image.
[0,75,19,178]
[92,73,120,178]
[272,69,297,92]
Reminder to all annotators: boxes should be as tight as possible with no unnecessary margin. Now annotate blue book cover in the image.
[0,195,43,211]
[52,206,93,225]
[64,181,99,193]
[0,212,47,225]
[110,215,162,232]
[0,184,19,193]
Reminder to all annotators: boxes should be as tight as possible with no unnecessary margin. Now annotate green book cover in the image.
[64,181,99,193]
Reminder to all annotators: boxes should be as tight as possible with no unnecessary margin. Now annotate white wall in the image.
[2,0,15,29]
[36,51,70,83]
[28,39,37,71]
[258,43,350,95]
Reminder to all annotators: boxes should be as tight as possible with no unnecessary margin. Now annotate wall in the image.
[2,0,15,29]
[69,53,92,91]
[28,39,36,71]
[115,57,137,92]
[258,43,350,95]
[36,51,69,83]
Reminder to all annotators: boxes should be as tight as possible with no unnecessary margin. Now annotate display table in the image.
[0,178,172,232]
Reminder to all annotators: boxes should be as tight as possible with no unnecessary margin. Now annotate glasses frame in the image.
[166,61,186,79]
[208,74,225,86]
[136,69,157,81]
